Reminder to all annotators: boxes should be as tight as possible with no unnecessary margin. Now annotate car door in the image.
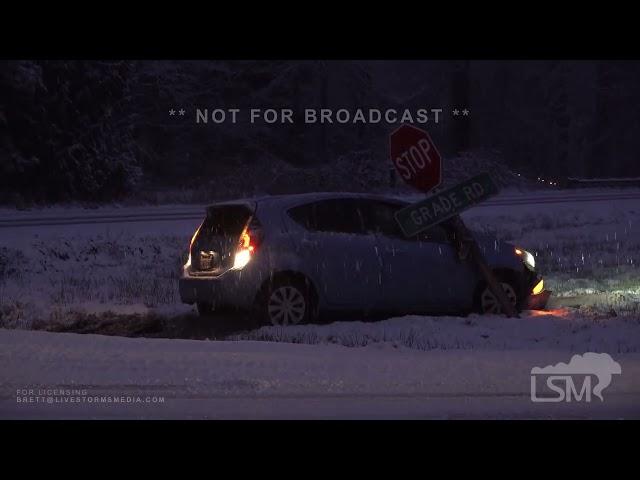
[286,198,383,310]
[359,199,477,313]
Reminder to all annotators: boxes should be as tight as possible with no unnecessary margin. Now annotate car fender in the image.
[480,247,524,271]
[471,234,525,272]
[257,243,326,302]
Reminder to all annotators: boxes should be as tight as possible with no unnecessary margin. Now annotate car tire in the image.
[254,276,316,326]
[196,302,214,317]
[475,275,522,315]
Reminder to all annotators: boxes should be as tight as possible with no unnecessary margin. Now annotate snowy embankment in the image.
[462,192,640,314]
[233,310,640,354]
[1,190,639,418]
[0,189,639,348]
[0,215,199,330]
[1,328,639,419]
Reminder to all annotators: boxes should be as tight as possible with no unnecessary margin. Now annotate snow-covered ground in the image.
[233,310,640,353]
[1,328,638,419]
[462,192,640,310]
[1,188,639,419]
[1,188,638,332]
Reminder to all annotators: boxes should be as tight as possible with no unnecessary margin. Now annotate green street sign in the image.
[395,173,499,237]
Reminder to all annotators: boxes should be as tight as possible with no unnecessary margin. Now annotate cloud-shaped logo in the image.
[531,353,621,401]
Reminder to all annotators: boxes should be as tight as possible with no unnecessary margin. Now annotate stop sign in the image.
[389,124,442,193]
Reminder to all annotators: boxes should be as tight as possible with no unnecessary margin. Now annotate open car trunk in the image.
[190,203,255,276]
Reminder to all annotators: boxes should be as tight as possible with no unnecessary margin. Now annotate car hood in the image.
[470,232,523,271]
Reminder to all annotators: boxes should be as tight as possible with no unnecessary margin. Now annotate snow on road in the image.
[1,328,639,419]
[1,187,639,231]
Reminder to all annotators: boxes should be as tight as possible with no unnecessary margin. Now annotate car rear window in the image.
[200,204,253,240]
[190,204,255,274]
[288,199,365,234]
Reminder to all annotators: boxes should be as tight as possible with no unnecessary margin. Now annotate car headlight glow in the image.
[532,279,544,295]
[515,248,536,270]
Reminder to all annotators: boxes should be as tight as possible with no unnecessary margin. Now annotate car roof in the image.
[208,192,409,210]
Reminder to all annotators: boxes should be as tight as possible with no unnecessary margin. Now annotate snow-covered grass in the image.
[463,198,640,303]
[230,310,640,353]
[2,190,638,419]
[0,233,189,330]
[0,191,639,349]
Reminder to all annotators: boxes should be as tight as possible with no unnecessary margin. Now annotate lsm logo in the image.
[531,353,621,403]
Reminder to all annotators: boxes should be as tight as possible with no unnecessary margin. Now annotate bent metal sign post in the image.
[389,124,517,317]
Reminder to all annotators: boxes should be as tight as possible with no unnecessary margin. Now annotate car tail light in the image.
[185,221,204,269]
[233,218,262,270]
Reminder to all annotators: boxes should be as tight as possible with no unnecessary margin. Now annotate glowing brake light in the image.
[190,222,203,250]
[233,223,260,270]
[240,231,252,249]
[185,221,203,270]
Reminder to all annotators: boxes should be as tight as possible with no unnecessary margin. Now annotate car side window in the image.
[288,203,315,231]
[288,199,366,235]
[359,200,404,237]
[360,200,450,243]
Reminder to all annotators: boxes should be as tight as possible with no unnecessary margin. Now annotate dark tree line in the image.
[0,61,141,203]
[1,60,639,204]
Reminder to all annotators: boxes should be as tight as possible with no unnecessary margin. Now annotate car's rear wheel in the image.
[255,276,315,326]
[478,281,519,315]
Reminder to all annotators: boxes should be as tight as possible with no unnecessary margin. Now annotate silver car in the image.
[179,192,549,325]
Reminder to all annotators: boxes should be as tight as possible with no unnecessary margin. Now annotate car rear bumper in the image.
[179,276,216,305]
[179,269,261,310]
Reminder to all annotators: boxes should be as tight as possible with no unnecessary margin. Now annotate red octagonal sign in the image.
[389,124,442,193]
